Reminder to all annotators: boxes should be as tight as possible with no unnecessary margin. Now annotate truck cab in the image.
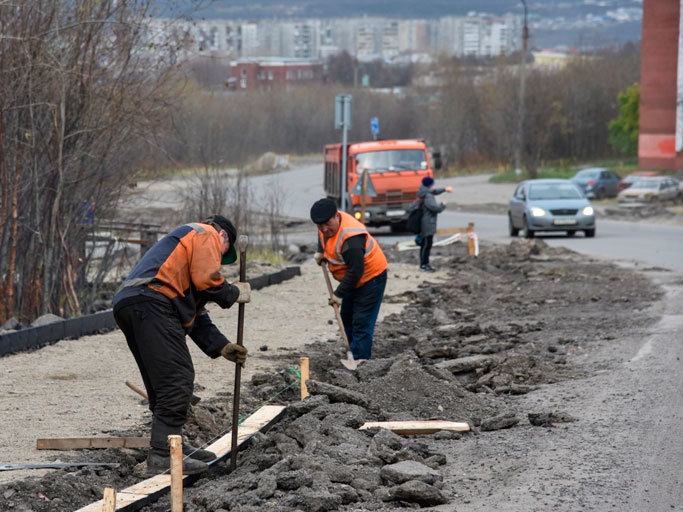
[324,139,440,231]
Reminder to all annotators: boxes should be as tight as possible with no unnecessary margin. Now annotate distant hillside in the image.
[159,0,528,19]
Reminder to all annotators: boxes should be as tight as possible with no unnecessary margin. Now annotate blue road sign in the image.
[370,117,379,136]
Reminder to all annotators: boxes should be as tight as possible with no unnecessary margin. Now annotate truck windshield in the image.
[355,149,427,173]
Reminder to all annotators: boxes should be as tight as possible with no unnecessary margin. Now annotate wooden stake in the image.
[300,357,310,400]
[168,435,183,512]
[102,487,116,512]
[467,222,475,256]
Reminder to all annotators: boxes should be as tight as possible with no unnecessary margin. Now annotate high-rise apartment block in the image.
[148,14,522,62]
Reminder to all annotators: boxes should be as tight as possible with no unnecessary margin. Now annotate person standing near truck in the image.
[417,176,452,272]
[310,198,388,360]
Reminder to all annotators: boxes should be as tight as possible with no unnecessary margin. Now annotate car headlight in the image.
[581,206,594,216]
[529,207,547,217]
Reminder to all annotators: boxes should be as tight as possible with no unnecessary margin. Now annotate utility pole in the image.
[335,94,353,213]
[515,0,529,177]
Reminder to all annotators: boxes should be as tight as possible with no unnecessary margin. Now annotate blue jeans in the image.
[340,270,387,360]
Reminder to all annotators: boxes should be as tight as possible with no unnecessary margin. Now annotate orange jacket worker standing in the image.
[311,198,388,360]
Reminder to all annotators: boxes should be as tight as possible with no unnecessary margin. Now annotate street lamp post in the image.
[515,0,529,177]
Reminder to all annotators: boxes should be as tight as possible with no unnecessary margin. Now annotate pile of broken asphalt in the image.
[0,239,662,511]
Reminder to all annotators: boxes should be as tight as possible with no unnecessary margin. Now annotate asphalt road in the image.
[253,163,683,511]
[252,163,683,273]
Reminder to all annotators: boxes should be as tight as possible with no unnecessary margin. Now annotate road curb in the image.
[0,266,301,357]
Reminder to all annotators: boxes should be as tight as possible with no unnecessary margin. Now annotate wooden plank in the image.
[37,437,150,450]
[205,405,285,457]
[75,405,286,512]
[359,420,470,435]
[436,227,469,235]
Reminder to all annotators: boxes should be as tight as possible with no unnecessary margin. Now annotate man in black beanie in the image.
[113,214,250,475]
[311,198,388,360]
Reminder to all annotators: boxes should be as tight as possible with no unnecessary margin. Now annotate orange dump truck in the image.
[323,139,441,231]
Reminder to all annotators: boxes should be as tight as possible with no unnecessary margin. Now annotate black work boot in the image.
[146,416,208,475]
[146,450,209,476]
[182,442,217,462]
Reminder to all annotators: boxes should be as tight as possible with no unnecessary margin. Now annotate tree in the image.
[609,83,640,157]
[0,0,178,322]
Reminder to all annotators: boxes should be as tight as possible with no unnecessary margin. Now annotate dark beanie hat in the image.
[310,198,338,224]
[204,214,237,265]
[422,176,435,187]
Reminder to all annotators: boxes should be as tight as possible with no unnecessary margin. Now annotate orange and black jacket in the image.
[318,211,388,296]
[113,222,239,357]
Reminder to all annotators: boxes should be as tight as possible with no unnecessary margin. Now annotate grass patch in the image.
[489,157,643,184]
[243,248,289,265]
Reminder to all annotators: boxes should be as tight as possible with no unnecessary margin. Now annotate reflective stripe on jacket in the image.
[319,211,388,288]
[113,222,239,331]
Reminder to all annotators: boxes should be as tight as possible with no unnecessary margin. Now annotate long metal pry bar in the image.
[230,234,249,471]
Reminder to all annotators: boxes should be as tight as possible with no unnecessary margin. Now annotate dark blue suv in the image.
[570,167,621,199]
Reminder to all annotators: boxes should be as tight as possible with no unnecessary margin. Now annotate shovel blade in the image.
[340,351,358,371]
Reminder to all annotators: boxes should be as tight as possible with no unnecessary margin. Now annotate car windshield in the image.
[528,183,582,200]
[630,180,659,189]
[355,149,427,173]
[574,169,600,178]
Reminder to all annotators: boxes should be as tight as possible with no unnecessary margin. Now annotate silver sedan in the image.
[508,179,596,238]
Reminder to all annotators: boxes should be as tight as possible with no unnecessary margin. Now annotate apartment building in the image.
[228,57,324,90]
[149,14,522,62]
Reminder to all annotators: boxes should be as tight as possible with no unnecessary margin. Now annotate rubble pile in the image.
[0,240,662,511]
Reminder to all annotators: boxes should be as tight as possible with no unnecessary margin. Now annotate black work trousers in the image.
[114,297,194,453]
[419,234,434,266]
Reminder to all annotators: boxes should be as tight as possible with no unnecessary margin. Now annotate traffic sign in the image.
[370,117,379,136]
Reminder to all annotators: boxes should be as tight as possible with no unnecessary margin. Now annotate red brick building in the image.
[639,0,683,170]
[228,58,324,90]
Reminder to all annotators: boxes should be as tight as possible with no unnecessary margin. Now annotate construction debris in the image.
[0,240,663,511]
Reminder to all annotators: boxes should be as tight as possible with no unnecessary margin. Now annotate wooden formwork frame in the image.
[75,405,286,512]
[395,222,478,257]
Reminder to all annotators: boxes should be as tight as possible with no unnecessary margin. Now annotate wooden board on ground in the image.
[75,405,286,512]
[37,437,150,450]
[359,420,470,435]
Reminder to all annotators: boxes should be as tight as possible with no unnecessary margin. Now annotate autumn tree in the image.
[0,0,179,322]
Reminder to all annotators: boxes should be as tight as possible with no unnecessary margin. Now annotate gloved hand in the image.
[220,343,248,366]
[313,252,325,266]
[328,294,342,308]
[232,282,251,303]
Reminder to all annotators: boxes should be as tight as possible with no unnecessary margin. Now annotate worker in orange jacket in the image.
[113,214,249,476]
[311,198,388,360]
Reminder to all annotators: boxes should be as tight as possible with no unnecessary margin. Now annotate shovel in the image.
[321,263,358,371]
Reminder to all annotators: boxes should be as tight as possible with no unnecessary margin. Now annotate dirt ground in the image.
[0,236,664,511]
